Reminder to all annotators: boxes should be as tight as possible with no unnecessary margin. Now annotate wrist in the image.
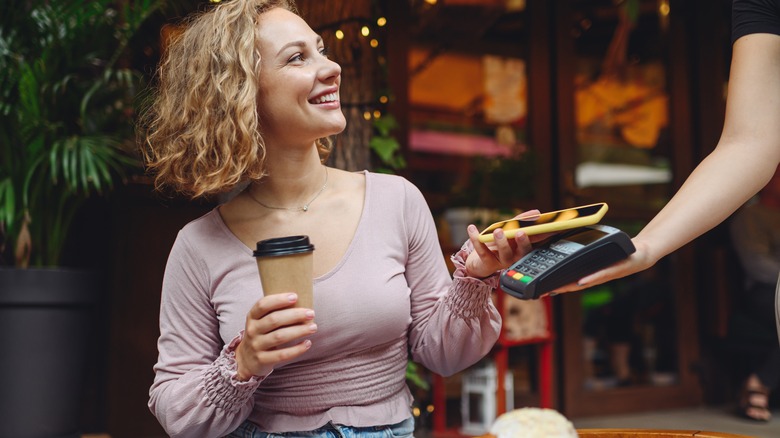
[466,267,499,280]
[233,344,253,382]
[633,229,672,261]
[235,363,254,382]
[464,251,493,279]
[236,369,254,382]
[628,235,663,273]
[233,338,273,382]
[233,335,268,382]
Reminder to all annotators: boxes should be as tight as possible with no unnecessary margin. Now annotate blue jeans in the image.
[226,417,415,438]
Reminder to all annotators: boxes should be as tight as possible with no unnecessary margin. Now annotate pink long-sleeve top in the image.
[149,171,502,437]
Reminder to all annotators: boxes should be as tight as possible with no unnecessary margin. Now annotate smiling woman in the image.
[139,1,541,436]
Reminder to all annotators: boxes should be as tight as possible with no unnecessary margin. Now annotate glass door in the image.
[554,0,703,417]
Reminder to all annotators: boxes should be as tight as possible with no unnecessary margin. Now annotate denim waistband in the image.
[226,416,415,438]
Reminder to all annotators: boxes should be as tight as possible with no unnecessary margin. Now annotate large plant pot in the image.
[0,268,99,438]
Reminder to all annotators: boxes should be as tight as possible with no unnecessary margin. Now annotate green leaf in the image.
[17,64,41,119]
[22,152,46,209]
[67,138,79,190]
[79,139,95,192]
[405,361,429,391]
[0,177,15,227]
[372,114,398,137]
[369,136,400,163]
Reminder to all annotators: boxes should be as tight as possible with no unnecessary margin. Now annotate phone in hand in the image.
[478,203,609,243]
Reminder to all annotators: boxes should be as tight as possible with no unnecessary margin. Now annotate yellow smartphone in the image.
[478,203,609,243]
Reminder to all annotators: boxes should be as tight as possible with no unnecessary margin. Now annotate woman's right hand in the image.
[234,293,317,381]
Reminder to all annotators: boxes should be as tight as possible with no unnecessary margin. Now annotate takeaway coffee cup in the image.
[253,235,315,309]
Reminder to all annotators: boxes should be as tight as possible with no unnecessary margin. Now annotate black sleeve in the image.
[732,0,780,44]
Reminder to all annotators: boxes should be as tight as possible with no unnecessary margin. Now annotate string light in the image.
[361,26,370,37]
[370,39,379,48]
[658,0,670,17]
[377,17,387,27]
[363,111,372,120]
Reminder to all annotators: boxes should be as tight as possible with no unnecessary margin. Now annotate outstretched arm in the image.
[556,33,780,293]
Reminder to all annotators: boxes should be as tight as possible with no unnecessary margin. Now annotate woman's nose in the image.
[319,57,341,82]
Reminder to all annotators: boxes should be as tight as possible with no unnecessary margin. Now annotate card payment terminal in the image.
[500,224,635,300]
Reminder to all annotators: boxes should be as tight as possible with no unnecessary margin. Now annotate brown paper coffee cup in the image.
[253,235,315,309]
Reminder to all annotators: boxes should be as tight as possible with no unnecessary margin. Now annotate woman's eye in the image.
[287,47,328,64]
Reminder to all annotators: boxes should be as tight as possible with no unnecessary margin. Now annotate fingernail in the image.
[494,228,504,239]
[468,224,477,233]
[577,281,587,287]
[305,310,315,319]
[303,339,312,349]
[288,293,297,302]
[549,292,558,297]
[308,323,318,332]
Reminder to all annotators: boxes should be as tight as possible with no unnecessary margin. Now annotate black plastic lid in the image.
[253,235,314,257]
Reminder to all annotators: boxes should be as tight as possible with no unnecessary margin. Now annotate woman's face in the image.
[255,8,345,147]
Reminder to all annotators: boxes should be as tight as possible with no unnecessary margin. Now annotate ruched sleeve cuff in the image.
[444,277,496,319]
[200,331,266,412]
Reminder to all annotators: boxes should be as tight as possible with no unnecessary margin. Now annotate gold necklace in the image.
[247,167,328,212]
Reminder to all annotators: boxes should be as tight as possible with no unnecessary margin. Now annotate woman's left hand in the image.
[464,210,542,279]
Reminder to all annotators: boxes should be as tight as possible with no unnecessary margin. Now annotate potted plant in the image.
[0,1,160,435]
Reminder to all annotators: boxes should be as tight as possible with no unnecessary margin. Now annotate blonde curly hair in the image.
[140,0,332,198]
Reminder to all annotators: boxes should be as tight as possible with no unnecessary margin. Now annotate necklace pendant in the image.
[247,167,327,213]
